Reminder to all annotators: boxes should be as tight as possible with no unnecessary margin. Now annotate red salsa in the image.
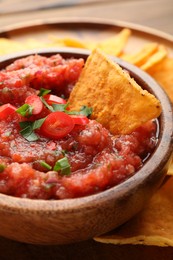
[0,54,158,199]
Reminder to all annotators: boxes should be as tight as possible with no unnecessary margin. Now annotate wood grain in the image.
[0,0,112,14]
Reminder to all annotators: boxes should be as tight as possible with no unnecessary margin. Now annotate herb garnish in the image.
[53,157,71,175]
[0,164,6,173]
[40,96,54,112]
[39,157,71,176]
[16,104,33,117]
[19,117,46,141]
[41,96,92,118]
[38,88,51,97]
[40,160,52,170]
[17,90,92,142]
[67,105,93,117]
[52,103,92,117]
[52,103,69,112]
[20,126,38,142]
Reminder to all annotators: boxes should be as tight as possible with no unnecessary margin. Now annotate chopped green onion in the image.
[16,103,33,117]
[40,97,54,112]
[38,88,51,97]
[40,161,52,170]
[0,164,6,173]
[53,157,71,175]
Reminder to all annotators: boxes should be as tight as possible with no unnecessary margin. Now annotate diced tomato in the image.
[0,103,17,120]
[40,111,74,139]
[70,115,89,125]
[44,94,66,105]
[25,95,43,115]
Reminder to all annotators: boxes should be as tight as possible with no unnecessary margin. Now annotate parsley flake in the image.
[19,117,46,142]
[67,105,93,117]
[52,103,69,112]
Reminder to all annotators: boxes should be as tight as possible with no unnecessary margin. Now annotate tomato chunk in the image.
[70,115,89,125]
[40,111,74,139]
[25,95,43,115]
[44,94,66,105]
[0,103,17,120]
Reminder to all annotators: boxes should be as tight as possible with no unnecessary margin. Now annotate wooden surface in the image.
[0,0,173,259]
[0,0,173,35]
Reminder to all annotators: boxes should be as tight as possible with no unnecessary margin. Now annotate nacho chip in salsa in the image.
[69,48,161,135]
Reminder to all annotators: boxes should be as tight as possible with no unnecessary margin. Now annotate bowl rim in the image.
[0,47,172,213]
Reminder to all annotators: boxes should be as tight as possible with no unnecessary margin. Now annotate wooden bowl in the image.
[0,48,172,245]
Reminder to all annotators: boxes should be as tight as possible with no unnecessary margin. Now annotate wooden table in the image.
[0,1,173,259]
[0,0,173,35]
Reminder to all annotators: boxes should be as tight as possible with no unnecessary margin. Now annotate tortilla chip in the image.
[149,57,173,103]
[68,48,161,135]
[96,28,131,56]
[140,45,168,71]
[21,38,47,49]
[0,38,24,54]
[121,43,158,66]
[94,176,173,247]
[0,38,48,55]
[49,28,131,56]
[48,36,89,49]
